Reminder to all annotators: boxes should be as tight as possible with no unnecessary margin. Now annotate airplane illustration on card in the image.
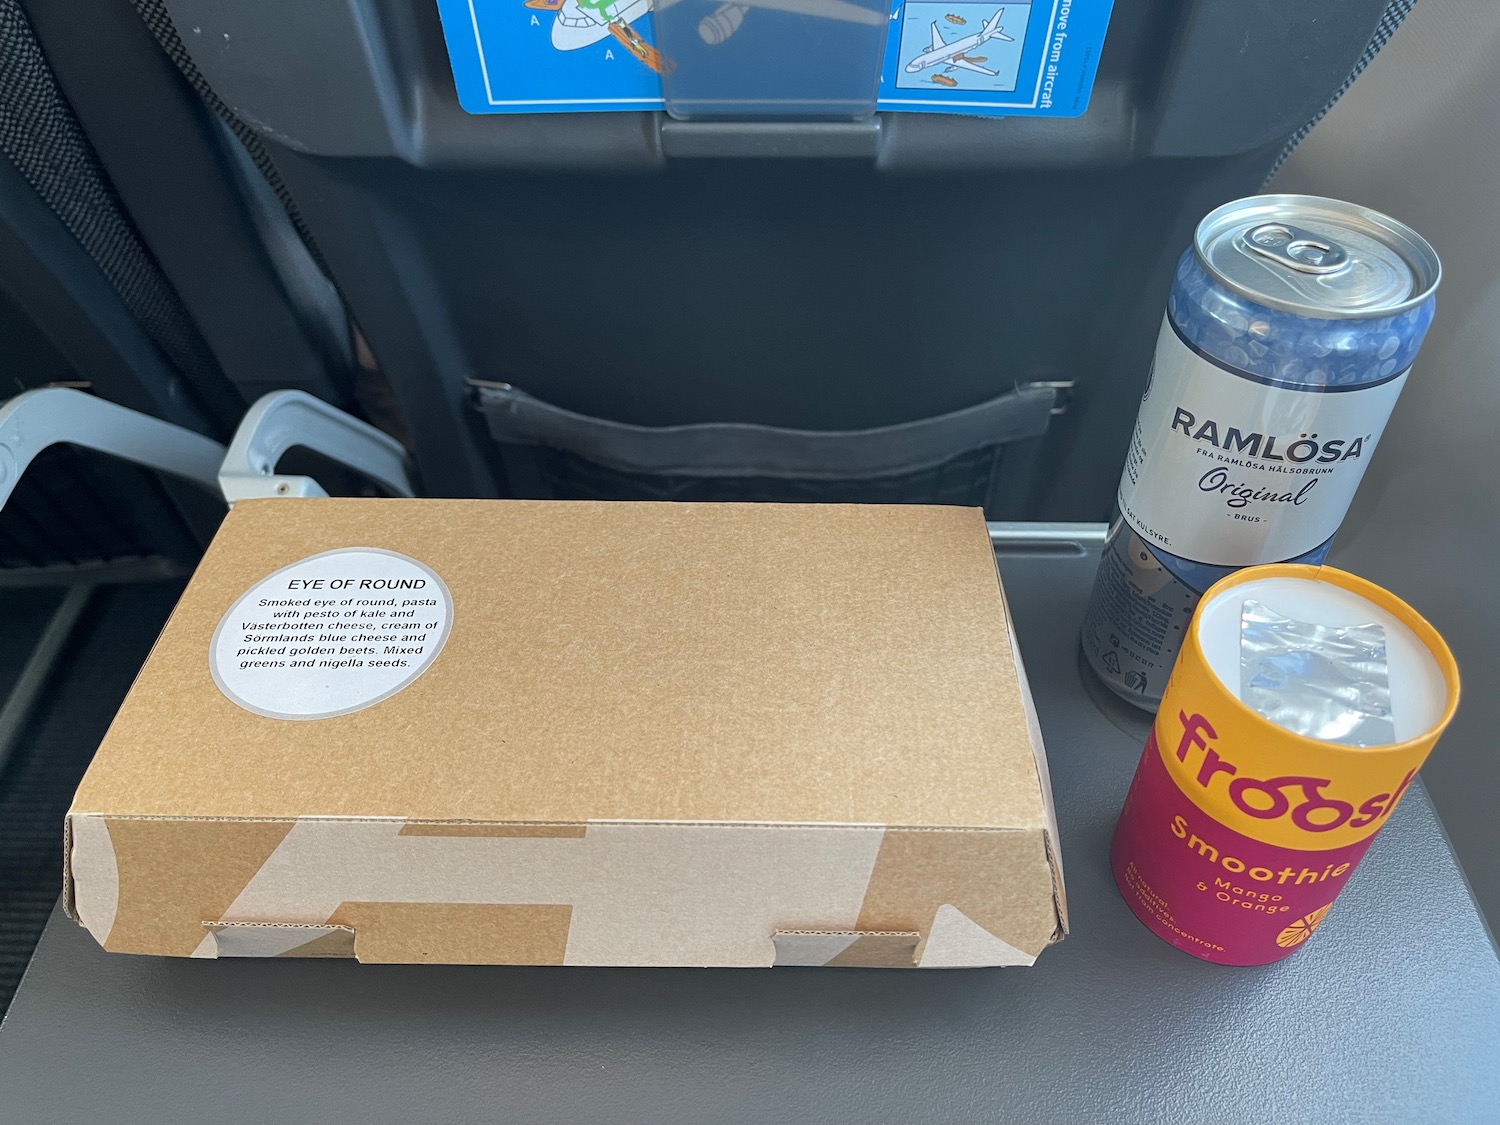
[549,0,884,55]
[904,8,1011,76]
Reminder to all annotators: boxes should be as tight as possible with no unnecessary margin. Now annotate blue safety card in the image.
[435,0,1113,118]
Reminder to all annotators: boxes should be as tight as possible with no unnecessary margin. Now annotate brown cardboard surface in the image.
[73,500,1042,827]
[99,818,296,956]
[328,903,574,965]
[66,500,1065,967]
[855,828,1059,956]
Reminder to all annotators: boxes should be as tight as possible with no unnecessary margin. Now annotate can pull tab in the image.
[1242,222,1351,275]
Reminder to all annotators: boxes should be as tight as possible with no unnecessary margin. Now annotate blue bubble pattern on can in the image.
[1170,251,1434,392]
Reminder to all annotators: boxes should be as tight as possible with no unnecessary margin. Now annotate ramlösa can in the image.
[1082,195,1441,710]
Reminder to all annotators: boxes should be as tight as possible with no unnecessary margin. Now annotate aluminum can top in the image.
[1195,194,1440,319]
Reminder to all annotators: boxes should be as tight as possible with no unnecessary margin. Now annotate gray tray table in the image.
[1,526,1496,1123]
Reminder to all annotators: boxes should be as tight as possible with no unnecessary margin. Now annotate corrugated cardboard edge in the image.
[61,814,76,920]
[988,549,1070,942]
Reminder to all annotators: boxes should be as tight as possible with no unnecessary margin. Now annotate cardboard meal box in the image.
[65,500,1067,968]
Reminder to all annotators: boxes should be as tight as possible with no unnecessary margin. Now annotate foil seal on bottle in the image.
[1239,599,1394,747]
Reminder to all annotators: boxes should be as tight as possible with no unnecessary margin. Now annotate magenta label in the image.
[1111,729,1375,965]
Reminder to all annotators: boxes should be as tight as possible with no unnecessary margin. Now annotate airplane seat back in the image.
[2,0,395,579]
[0,2,241,578]
[130,0,1399,515]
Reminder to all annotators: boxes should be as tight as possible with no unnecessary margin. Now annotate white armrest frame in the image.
[0,388,225,511]
[218,390,415,503]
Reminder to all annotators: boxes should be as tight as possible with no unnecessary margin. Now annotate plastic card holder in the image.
[653,0,890,119]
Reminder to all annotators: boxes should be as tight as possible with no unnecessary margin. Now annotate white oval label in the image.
[210,548,453,720]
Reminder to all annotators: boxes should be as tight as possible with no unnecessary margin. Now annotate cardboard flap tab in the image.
[202,922,355,959]
[336,903,574,965]
[773,930,921,968]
